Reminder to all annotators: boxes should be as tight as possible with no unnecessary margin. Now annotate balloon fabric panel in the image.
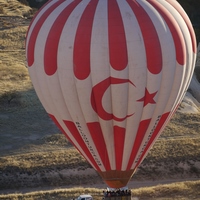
[26,0,197,189]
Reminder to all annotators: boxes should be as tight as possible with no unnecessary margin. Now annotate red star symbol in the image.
[137,88,157,107]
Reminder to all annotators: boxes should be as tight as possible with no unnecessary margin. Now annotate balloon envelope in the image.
[26,0,196,188]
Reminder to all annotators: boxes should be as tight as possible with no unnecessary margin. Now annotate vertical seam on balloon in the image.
[107,0,118,170]
[117,0,130,169]
[107,0,128,170]
[124,58,131,170]
[87,34,112,171]
[107,0,116,170]
[105,0,114,168]
[125,0,151,170]
[44,0,82,76]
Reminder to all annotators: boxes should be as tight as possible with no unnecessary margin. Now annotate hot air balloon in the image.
[25,0,196,189]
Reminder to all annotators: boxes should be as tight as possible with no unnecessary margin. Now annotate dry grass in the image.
[0,0,32,17]
[0,187,103,200]
[0,26,27,49]
[162,112,200,137]
[150,137,200,161]
[1,133,200,169]
[0,181,200,200]
[0,24,31,109]
[132,180,200,199]
[0,148,86,170]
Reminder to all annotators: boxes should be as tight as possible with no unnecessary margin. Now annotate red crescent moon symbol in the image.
[91,77,135,122]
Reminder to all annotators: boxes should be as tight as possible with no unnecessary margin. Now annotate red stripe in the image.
[126,119,151,170]
[135,112,170,169]
[126,0,162,74]
[114,126,126,170]
[73,0,99,80]
[87,122,111,170]
[108,0,128,71]
[27,1,64,67]
[64,120,101,171]
[44,0,82,75]
[165,0,197,53]
[147,0,186,66]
